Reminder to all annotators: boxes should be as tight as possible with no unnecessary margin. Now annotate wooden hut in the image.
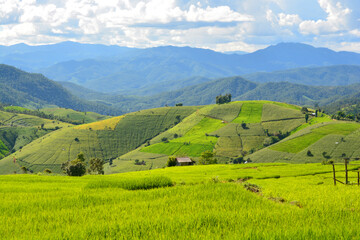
[176,157,194,166]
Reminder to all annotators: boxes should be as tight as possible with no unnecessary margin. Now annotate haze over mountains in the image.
[1,41,360,115]
[1,41,360,94]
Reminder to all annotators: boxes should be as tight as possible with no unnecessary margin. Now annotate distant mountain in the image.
[0,41,135,71]
[2,42,360,93]
[244,65,360,86]
[236,82,360,106]
[60,74,360,113]
[0,64,121,115]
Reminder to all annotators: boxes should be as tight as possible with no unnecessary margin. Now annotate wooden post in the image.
[345,158,349,185]
[332,163,336,186]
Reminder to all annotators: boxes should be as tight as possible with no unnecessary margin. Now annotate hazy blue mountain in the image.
[38,42,360,93]
[236,82,360,106]
[0,41,135,71]
[244,65,360,86]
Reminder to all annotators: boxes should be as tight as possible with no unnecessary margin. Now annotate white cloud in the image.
[278,13,301,26]
[299,0,352,35]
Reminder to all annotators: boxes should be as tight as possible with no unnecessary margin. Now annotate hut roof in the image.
[176,157,192,163]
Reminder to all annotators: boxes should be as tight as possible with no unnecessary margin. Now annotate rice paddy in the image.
[1,163,360,239]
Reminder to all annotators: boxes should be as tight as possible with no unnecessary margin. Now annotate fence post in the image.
[345,158,349,185]
[332,163,336,186]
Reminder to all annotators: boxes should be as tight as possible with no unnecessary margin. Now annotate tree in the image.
[88,158,105,175]
[216,94,232,104]
[301,107,308,114]
[307,150,313,157]
[305,114,309,123]
[61,152,87,176]
[167,157,177,167]
[175,103,183,106]
[198,151,217,165]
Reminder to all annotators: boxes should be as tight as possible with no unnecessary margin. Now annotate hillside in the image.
[40,108,110,124]
[249,120,360,163]
[0,108,72,159]
[0,106,199,174]
[0,64,121,115]
[245,65,360,86]
[108,101,308,173]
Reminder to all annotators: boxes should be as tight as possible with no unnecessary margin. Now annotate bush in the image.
[167,157,177,167]
[44,168,52,174]
[198,151,217,165]
[88,158,105,175]
[307,150,313,157]
[61,153,87,176]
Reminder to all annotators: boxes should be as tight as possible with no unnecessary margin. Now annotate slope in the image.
[249,120,360,163]
[0,64,121,115]
[0,106,199,174]
[109,101,308,173]
[0,108,72,160]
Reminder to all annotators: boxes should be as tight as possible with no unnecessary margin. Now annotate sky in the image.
[0,0,359,52]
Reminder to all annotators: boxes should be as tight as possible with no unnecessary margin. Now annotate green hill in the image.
[249,120,360,163]
[0,106,199,174]
[39,108,110,124]
[0,108,72,160]
[0,64,121,115]
[109,101,308,173]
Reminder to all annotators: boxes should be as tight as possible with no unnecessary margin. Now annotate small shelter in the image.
[176,157,194,166]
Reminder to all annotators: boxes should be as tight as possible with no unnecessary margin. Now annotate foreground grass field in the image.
[2,163,360,239]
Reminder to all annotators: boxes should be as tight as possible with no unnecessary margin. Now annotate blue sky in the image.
[0,0,359,52]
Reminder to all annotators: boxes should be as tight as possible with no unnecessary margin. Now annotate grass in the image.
[232,102,263,123]
[270,123,360,153]
[75,115,125,130]
[41,107,110,124]
[86,176,173,190]
[142,117,223,156]
[2,163,360,239]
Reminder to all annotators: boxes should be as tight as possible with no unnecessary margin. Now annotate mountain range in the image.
[1,42,360,94]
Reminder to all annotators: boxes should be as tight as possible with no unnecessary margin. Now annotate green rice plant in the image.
[270,123,360,153]
[86,176,173,190]
[232,102,263,123]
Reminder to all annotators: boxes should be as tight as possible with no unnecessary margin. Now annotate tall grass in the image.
[2,163,360,239]
[86,176,173,190]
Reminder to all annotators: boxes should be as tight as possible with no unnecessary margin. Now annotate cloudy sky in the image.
[0,0,359,52]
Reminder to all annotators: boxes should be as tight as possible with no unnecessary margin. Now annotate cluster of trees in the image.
[331,111,360,121]
[61,153,105,176]
[216,94,231,104]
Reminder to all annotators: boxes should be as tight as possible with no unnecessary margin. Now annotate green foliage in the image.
[198,151,217,165]
[61,153,87,176]
[216,94,232,104]
[167,157,177,167]
[88,158,105,175]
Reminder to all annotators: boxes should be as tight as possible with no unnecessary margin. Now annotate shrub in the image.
[307,150,313,157]
[61,153,87,176]
[88,158,105,175]
[44,169,52,174]
[167,157,177,167]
